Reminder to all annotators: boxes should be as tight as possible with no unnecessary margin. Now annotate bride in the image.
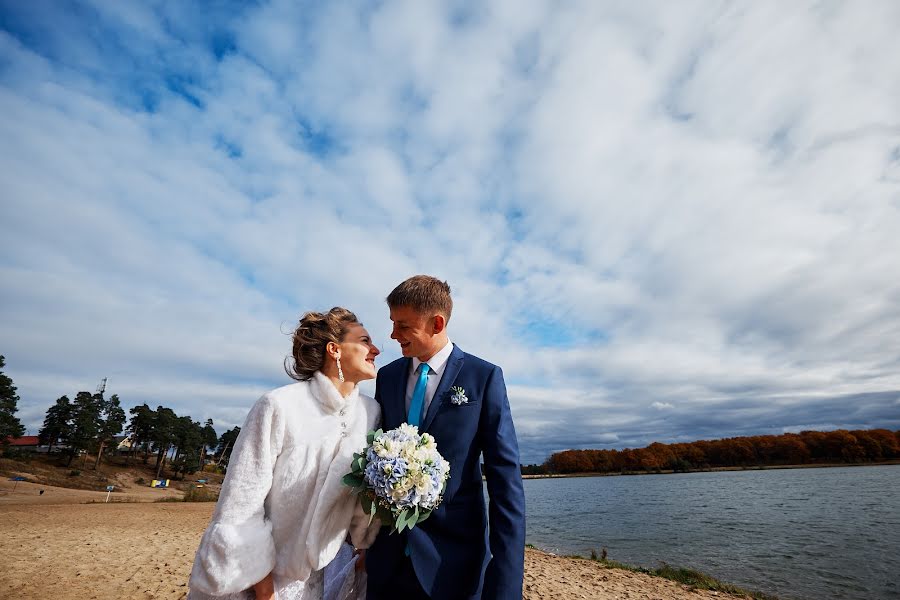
[189,307,381,600]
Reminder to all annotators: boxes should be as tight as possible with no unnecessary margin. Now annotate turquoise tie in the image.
[405,363,430,557]
[407,363,430,427]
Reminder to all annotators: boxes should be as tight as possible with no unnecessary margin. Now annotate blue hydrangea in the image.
[360,424,450,511]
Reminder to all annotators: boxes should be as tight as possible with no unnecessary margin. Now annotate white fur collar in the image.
[310,370,357,414]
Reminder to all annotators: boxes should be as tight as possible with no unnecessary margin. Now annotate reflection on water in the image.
[520,465,899,600]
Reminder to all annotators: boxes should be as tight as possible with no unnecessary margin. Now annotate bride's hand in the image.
[354,548,366,573]
[253,572,275,600]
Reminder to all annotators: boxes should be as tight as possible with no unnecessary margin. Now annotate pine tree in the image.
[216,426,241,468]
[151,406,178,478]
[65,391,102,467]
[126,404,156,464]
[0,355,26,449]
[200,418,217,470]
[94,394,126,469]
[171,416,205,479]
[38,395,73,453]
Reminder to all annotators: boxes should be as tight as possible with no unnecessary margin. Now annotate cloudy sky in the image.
[2,1,899,463]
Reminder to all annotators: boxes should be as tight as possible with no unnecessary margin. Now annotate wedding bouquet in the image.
[343,423,451,533]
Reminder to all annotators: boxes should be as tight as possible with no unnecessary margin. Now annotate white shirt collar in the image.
[412,339,454,376]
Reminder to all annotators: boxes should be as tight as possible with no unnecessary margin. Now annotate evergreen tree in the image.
[200,418,217,470]
[171,416,205,478]
[202,419,218,452]
[0,356,26,448]
[65,391,102,466]
[217,426,241,467]
[38,395,73,453]
[126,403,155,464]
[151,406,178,478]
[94,393,126,469]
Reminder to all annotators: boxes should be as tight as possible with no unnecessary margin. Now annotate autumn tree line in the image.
[0,355,241,479]
[526,429,900,475]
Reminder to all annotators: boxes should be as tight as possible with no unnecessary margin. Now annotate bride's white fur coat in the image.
[189,372,381,596]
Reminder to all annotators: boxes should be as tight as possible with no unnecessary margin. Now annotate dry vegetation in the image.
[0,453,225,496]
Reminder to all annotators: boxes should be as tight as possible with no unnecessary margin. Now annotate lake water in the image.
[521,465,899,600]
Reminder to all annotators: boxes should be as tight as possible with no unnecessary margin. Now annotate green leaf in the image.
[417,508,432,524]
[367,429,383,445]
[342,473,362,489]
[388,513,400,534]
[361,495,377,526]
[396,508,410,532]
[403,508,414,532]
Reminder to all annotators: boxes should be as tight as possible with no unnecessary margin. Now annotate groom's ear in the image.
[431,314,446,335]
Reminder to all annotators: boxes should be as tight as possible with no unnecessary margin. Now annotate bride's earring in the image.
[336,356,344,382]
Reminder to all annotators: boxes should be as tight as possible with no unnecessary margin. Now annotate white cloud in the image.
[2,1,899,463]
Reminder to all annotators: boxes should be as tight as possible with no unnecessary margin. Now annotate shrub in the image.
[3,448,31,460]
[182,486,219,502]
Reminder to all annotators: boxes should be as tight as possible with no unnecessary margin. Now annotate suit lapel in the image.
[421,345,465,432]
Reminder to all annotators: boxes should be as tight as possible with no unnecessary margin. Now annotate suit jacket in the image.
[366,345,526,600]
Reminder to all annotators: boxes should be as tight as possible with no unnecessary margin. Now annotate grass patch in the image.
[183,487,219,502]
[84,496,140,504]
[653,563,778,598]
[575,547,779,600]
[155,486,219,503]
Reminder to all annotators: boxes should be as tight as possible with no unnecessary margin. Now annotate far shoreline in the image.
[520,459,900,479]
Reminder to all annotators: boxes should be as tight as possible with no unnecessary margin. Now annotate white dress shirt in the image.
[405,340,454,417]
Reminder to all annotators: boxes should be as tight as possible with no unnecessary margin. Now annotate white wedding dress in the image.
[189,543,364,600]
[187,373,379,600]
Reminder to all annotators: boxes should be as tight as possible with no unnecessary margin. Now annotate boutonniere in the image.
[450,386,469,406]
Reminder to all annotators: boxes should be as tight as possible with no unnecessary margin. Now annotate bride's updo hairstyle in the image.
[285,307,359,381]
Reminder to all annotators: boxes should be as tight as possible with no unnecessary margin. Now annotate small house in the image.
[3,436,40,452]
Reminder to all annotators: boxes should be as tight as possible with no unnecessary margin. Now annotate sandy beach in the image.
[0,480,751,600]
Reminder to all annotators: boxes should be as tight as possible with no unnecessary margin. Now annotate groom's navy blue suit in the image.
[366,345,526,600]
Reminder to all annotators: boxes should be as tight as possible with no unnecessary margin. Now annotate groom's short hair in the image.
[387,275,453,319]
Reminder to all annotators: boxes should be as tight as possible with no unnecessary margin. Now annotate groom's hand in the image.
[252,572,275,600]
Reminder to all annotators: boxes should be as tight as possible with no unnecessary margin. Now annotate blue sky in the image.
[1,1,899,463]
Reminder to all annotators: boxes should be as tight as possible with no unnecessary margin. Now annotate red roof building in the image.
[4,436,40,446]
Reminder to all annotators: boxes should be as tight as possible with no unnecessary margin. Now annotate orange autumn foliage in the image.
[540,428,900,475]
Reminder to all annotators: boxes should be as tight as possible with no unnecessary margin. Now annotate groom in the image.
[366,275,526,600]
